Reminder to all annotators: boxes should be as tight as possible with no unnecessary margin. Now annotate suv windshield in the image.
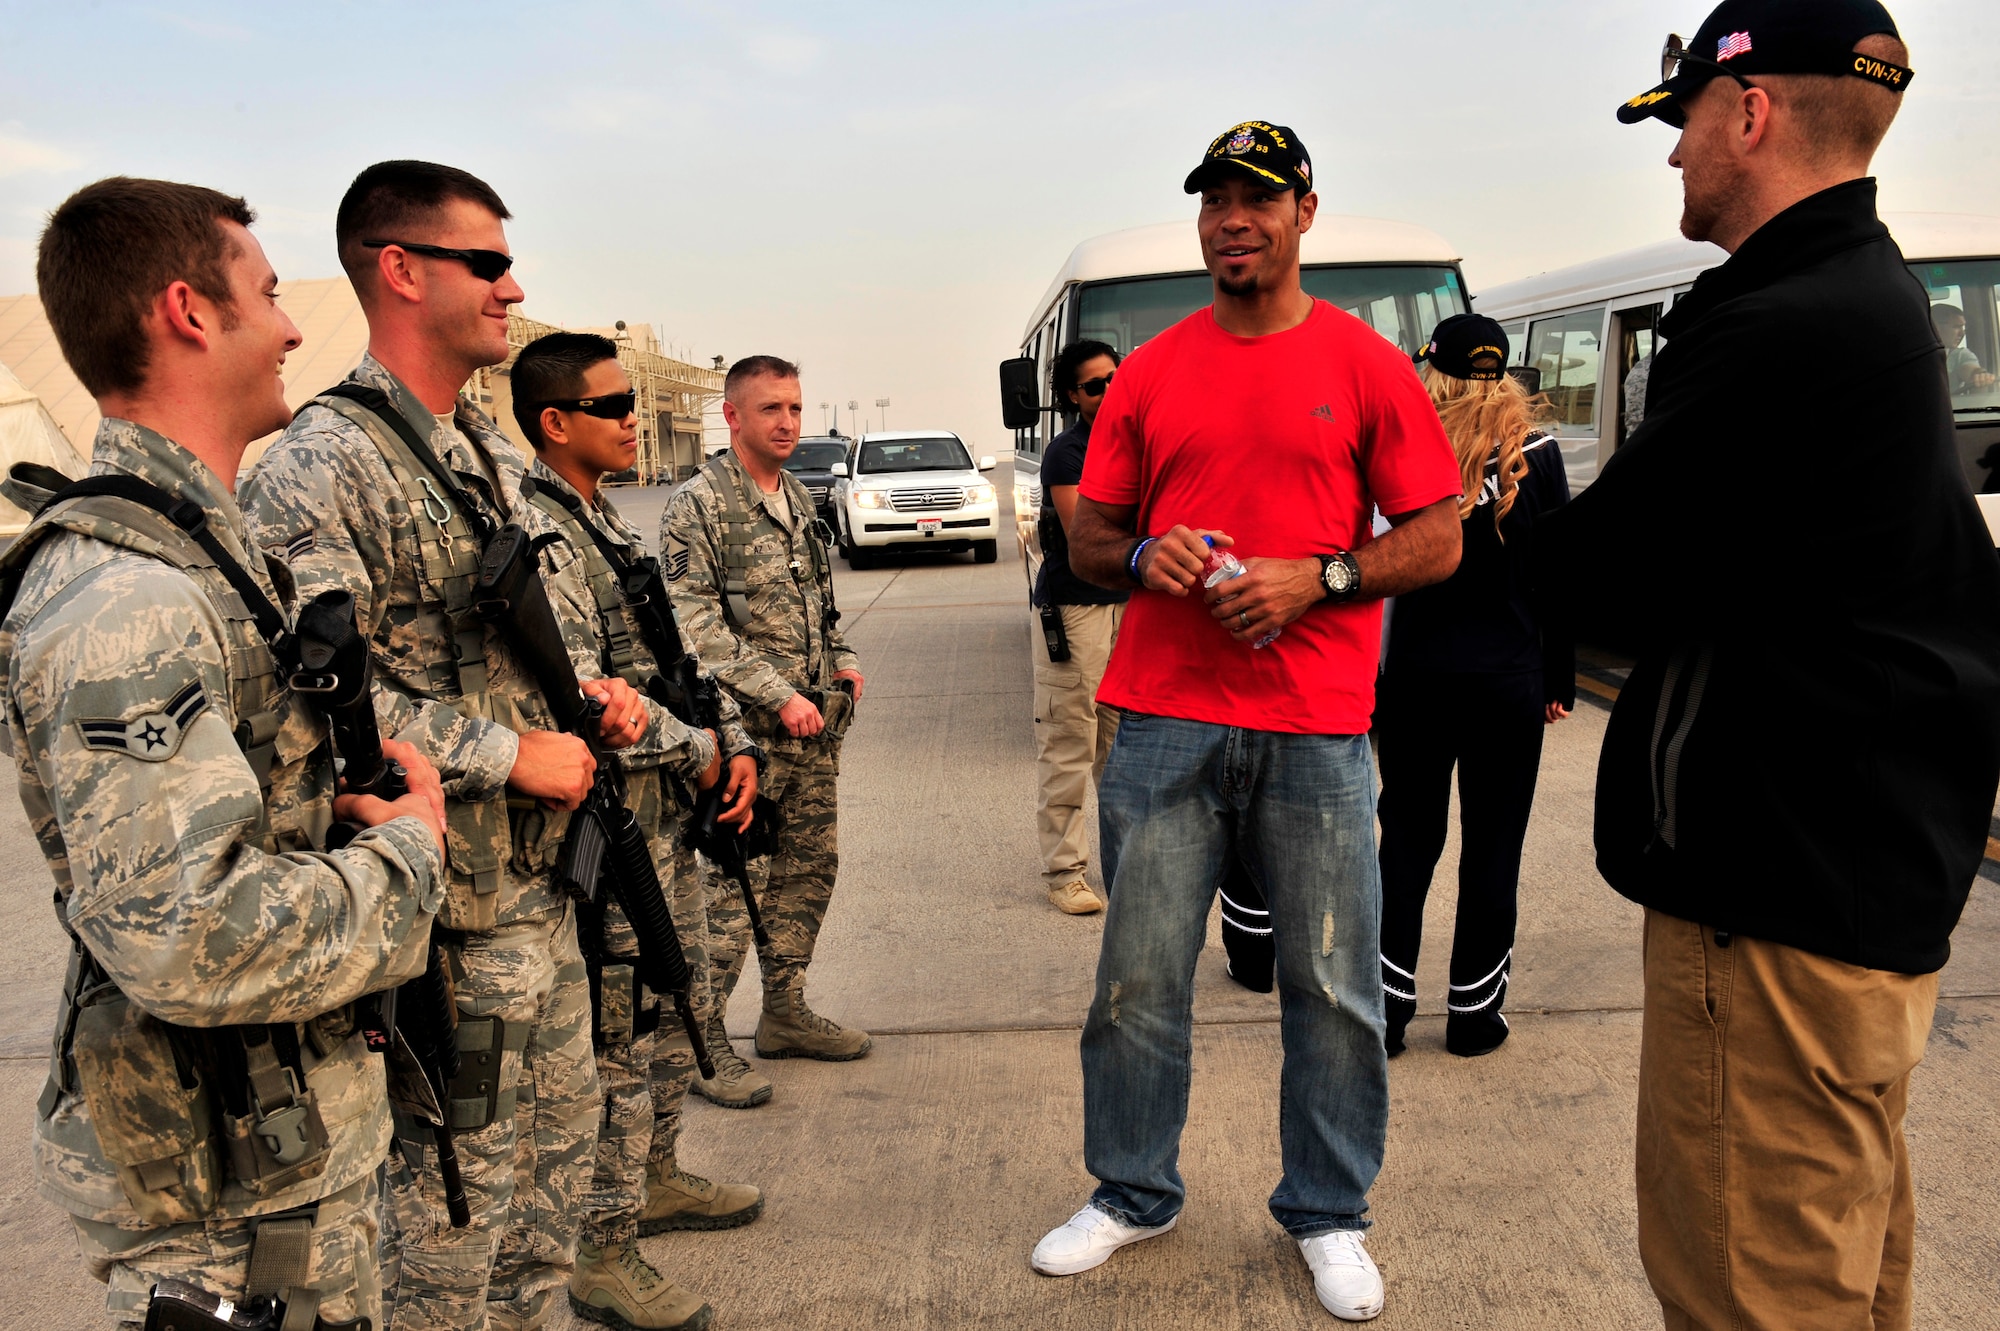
[1077,264,1466,357]
[784,441,849,471]
[1912,259,2000,421]
[858,437,971,474]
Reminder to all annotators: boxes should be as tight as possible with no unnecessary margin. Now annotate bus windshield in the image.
[1912,259,2000,420]
[1076,265,1467,358]
[859,436,972,474]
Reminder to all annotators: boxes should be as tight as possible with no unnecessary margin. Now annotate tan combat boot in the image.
[1048,879,1104,914]
[639,1159,765,1235]
[691,1013,773,1108]
[754,986,873,1061]
[569,1238,712,1330]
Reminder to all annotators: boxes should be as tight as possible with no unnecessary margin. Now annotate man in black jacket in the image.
[1540,2,2000,1327]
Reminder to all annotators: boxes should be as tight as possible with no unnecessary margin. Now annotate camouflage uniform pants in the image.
[583,828,712,1249]
[706,735,841,1005]
[74,1172,381,1329]
[383,903,600,1331]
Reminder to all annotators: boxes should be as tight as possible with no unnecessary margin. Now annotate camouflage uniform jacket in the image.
[527,459,754,839]
[662,449,857,740]
[0,420,443,1222]
[242,354,575,931]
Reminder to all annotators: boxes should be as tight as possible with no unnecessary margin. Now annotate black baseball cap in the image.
[1618,0,1910,127]
[1184,121,1313,195]
[1416,314,1510,383]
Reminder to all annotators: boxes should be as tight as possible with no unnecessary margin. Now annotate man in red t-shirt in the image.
[1027,121,1462,1323]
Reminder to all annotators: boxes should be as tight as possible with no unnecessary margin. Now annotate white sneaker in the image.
[1030,1205,1176,1276]
[1299,1230,1384,1321]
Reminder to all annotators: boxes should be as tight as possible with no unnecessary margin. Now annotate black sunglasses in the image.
[1661,32,1754,91]
[536,392,637,420]
[1076,372,1116,398]
[362,239,516,282]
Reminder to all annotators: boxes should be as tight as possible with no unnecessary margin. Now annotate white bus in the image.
[1473,213,2000,499]
[998,216,1467,589]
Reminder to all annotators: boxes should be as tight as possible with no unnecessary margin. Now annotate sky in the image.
[3,1,1998,452]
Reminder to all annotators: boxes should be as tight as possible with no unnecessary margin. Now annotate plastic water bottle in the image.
[1202,535,1281,649]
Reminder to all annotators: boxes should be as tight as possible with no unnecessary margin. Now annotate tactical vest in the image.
[520,479,673,839]
[702,454,838,685]
[0,485,339,1231]
[314,389,547,930]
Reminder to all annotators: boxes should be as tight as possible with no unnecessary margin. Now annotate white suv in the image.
[831,431,1000,568]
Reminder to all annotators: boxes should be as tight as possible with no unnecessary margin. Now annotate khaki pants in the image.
[1033,601,1123,887]
[1637,909,1938,1331]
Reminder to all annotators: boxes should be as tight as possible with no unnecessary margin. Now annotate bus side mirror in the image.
[999,357,1041,430]
[1506,365,1542,394]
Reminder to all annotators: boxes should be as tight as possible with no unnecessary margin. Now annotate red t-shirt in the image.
[1081,300,1460,734]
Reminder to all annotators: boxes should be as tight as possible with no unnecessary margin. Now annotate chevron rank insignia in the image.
[662,532,690,582]
[77,680,208,761]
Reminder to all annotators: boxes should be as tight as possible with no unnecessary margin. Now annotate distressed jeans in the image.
[1082,712,1389,1238]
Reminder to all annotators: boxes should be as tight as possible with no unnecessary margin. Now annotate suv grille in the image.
[888,487,963,512]
[804,483,830,503]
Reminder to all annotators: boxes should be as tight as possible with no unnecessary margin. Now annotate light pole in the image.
[848,400,860,437]
[875,397,890,432]
[820,401,830,433]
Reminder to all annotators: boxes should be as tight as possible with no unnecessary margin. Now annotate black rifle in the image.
[469,526,714,1078]
[144,1277,369,1331]
[611,553,780,949]
[290,590,471,1228]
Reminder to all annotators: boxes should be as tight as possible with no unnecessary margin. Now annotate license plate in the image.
[916,519,943,534]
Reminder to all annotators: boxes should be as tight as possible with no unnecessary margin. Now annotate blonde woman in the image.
[1376,314,1574,1058]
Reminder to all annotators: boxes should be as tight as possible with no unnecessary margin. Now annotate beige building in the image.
[0,278,721,485]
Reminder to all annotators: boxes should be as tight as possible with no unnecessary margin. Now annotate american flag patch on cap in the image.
[1716,31,1753,61]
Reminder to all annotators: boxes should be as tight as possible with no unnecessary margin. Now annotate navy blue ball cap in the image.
[1416,314,1510,383]
[1618,0,1909,128]
[1184,121,1313,195]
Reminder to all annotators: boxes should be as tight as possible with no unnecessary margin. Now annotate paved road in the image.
[1,469,1994,1329]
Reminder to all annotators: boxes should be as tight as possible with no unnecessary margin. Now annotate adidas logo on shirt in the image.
[1310,404,1335,423]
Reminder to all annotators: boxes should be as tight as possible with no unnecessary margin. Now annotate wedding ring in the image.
[1238,611,1251,628]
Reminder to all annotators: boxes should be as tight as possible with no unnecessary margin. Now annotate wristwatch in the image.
[1316,551,1361,602]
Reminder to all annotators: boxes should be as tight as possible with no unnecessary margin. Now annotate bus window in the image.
[1612,304,1662,449]
[1913,261,2000,413]
[1498,322,1527,363]
[1526,310,1604,434]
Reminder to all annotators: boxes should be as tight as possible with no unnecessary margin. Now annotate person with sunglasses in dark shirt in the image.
[1031,340,1128,915]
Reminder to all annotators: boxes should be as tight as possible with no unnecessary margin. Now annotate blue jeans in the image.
[1082,713,1388,1238]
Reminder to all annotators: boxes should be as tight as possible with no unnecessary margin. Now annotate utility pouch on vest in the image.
[585,958,662,1050]
[443,1013,529,1132]
[69,982,224,1225]
[803,678,856,739]
[218,1027,331,1198]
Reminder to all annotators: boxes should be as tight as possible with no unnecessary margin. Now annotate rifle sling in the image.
[320,384,496,544]
[48,475,291,654]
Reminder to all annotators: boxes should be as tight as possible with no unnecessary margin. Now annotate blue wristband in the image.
[1128,537,1157,583]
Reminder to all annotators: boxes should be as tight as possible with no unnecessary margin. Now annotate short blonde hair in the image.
[1762,33,1911,169]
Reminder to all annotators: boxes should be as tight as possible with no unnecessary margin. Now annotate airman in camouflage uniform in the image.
[663,359,869,1073]
[244,349,631,1331]
[3,177,447,1330]
[528,436,768,1329]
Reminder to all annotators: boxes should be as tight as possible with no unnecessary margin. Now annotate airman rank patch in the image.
[78,680,208,761]
[662,532,690,582]
[285,530,316,559]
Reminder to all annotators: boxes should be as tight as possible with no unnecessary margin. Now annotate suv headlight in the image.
[854,489,886,509]
[964,483,995,505]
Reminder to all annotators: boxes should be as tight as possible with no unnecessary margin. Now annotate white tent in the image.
[0,357,90,537]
